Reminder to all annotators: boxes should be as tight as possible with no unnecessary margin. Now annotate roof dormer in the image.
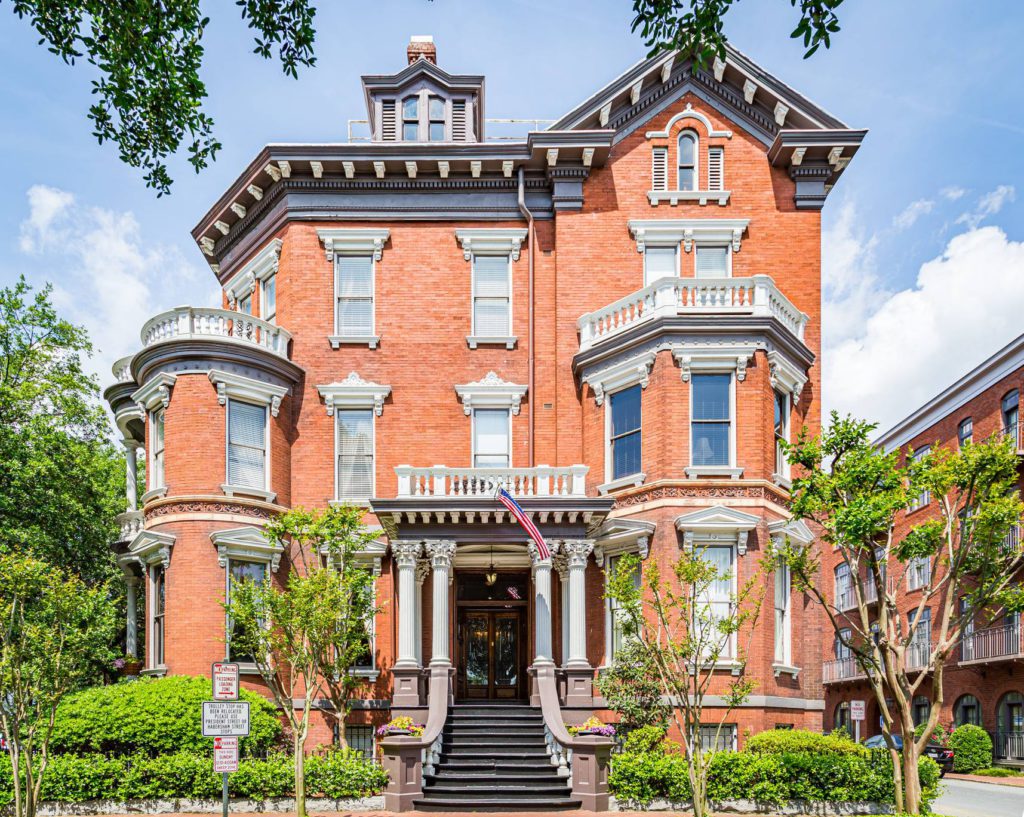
[362,36,485,143]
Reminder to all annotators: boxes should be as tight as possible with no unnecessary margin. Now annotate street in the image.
[934,778,1024,817]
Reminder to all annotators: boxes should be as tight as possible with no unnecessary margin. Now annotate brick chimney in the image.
[407,35,437,65]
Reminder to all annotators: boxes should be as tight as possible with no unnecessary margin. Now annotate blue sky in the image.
[1,0,1022,433]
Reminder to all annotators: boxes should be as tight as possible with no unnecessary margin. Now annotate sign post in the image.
[851,699,865,744]
[207,662,247,817]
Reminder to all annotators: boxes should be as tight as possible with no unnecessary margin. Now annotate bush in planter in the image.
[49,675,282,756]
[744,728,869,757]
[948,724,993,772]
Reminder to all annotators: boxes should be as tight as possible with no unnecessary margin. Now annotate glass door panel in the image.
[463,612,491,699]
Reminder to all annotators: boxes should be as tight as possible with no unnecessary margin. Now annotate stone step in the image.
[413,796,581,811]
[423,783,573,798]
[427,771,567,783]
[444,724,542,736]
[444,736,547,748]
[435,758,557,773]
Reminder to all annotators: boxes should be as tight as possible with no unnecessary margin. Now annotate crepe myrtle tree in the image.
[605,548,768,817]
[225,505,380,817]
[779,413,1024,815]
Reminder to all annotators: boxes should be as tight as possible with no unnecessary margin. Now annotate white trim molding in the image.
[212,525,285,572]
[645,103,733,140]
[593,518,656,565]
[317,228,390,261]
[767,349,808,404]
[672,343,757,383]
[767,517,814,552]
[675,505,759,555]
[317,372,392,417]
[629,218,750,254]
[208,370,288,417]
[129,529,175,568]
[223,239,281,306]
[597,472,646,496]
[455,371,527,416]
[132,373,177,414]
[582,350,657,406]
[454,228,528,261]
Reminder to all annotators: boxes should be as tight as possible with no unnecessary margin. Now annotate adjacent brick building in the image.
[105,37,864,754]
[823,334,1024,764]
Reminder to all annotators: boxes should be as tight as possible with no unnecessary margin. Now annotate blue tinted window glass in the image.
[610,385,642,480]
[692,374,731,466]
[693,374,730,420]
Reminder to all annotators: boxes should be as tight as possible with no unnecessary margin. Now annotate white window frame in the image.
[224,397,270,496]
[335,408,376,503]
[694,543,738,664]
[469,252,514,348]
[317,229,390,350]
[150,563,166,668]
[773,557,792,667]
[699,723,737,752]
[260,273,276,323]
[773,389,791,483]
[688,371,737,472]
[605,552,642,664]
[224,557,268,668]
[643,244,679,286]
[677,129,699,191]
[835,626,853,660]
[150,408,166,491]
[604,383,643,487]
[334,254,376,342]
[835,562,853,611]
[471,407,512,468]
[693,243,732,278]
[351,569,379,677]
[908,445,930,510]
[907,555,931,591]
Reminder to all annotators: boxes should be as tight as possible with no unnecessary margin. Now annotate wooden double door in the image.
[457,608,525,700]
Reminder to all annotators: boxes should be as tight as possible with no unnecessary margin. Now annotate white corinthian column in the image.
[529,540,555,667]
[425,540,456,666]
[563,539,595,668]
[391,540,422,669]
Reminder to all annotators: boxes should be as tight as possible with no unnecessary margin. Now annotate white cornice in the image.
[208,370,288,417]
[129,529,176,567]
[582,350,657,406]
[318,372,392,417]
[675,505,760,555]
[211,525,285,572]
[317,228,391,261]
[767,349,808,403]
[454,228,528,261]
[767,518,814,549]
[455,371,527,415]
[645,103,733,139]
[593,518,656,564]
[132,373,177,414]
[672,343,759,382]
[629,218,750,253]
[223,239,282,304]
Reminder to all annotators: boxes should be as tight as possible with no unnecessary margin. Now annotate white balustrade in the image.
[544,724,571,778]
[111,356,134,383]
[140,306,292,360]
[395,465,588,498]
[576,275,808,352]
[116,510,144,542]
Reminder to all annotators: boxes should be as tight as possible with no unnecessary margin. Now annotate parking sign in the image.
[213,737,239,773]
[212,662,240,701]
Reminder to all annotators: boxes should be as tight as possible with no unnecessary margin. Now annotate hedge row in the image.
[0,751,388,805]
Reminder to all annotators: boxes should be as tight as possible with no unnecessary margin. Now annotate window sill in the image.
[772,473,792,491]
[685,466,744,479]
[905,502,930,516]
[329,498,372,509]
[351,668,380,682]
[690,659,743,676]
[329,335,380,350]
[772,662,801,679]
[597,472,646,495]
[142,666,167,677]
[467,335,517,350]
[236,662,261,676]
[648,189,731,206]
[221,484,277,504]
[140,487,168,505]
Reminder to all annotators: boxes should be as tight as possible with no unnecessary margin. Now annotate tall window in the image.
[695,245,729,278]
[696,546,734,659]
[835,627,853,661]
[261,275,276,323]
[402,96,419,140]
[677,131,697,190]
[336,255,374,338]
[608,554,641,661]
[237,293,253,315]
[774,558,791,666]
[907,555,931,591]
[473,408,511,467]
[472,255,511,337]
[834,562,852,611]
[227,560,267,663]
[227,400,267,490]
[958,417,973,447]
[912,695,931,727]
[774,390,790,478]
[691,373,731,467]
[643,246,677,286]
[609,385,642,481]
[909,607,931,668]
[1003,390,1019,445]
[337,409,374,501]
[908,445,930,510]
[151,565,166,666]
[954,694,982,727]
[428,96,445,141]
[352,577,376,671]
[150,409,166,490]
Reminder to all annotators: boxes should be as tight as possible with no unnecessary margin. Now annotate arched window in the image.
[402,96,419,141]
[428,96,446,141]
[996,691,1024,761]
[1002,389,1019,443]
[834,701,850,732]
[912,695,931,727]
[954,694,982,727]
[677,131,698,191]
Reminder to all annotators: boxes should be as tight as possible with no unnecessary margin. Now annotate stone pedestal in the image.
[563,665,595,707]
[391,666,423,708]
[380,737,423,812]
[570,734,614,811]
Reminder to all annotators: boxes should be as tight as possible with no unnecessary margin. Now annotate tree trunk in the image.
[889,748,905,814]
[293,736,306,817]
[902,742,922,815]
[22,754,35,817]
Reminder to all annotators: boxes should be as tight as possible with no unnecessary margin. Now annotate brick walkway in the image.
[947,771,1024,787]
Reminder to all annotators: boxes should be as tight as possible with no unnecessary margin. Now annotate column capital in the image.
[528,540,553,567]
[414,557,431,584]
[563,539,595,568]
[425,539,456,568]
[391,540,422,568]
[551,551,569,581]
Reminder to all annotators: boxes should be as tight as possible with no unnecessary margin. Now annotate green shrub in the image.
[621,724,669,755]
[307,750,389,798]
[595,641,671,728]
[744,728,868,757]
[948,724,993,772]
[49,676,282,757]
[915,721,950,745]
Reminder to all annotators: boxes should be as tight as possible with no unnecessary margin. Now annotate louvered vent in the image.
[381,100,397,141]
[452,100,467,141]
[651,147,668,191]
[708,147,724,191]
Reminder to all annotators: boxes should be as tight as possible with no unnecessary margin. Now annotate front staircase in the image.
[414,703,581,811]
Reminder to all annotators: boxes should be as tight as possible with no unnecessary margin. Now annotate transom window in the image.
[227,400,267,490]
[472,255,511,337]
[695,245,729,278]
[150,409,165,490]
[609,385,642,481]
[337,409,374,501]
[677,131,698,191]
[958,417,973,447]
[336,255,375,338]
[691,373,731,467]
[643,245,677,286]
[473,408,511,467]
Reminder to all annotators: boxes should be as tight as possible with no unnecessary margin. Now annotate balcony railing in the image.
[140,306,292,360]
[994,731,1024,763]
[576,275,808,353]
[1004,524,1022,554]
[822,656,866,684]
[116,510,144,542]
[395,465,588,498]
[112,355,134,383]
[906,638,932,671]
[961,621,1023,664]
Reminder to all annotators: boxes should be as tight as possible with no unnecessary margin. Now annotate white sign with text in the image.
[202,701,250,737]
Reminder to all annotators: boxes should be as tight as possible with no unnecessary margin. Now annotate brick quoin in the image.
[108,40,865,750]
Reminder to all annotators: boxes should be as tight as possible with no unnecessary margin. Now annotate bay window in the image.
[151,564,166,667]
[691,373,732,467]
[695,545,735,660]
[226,559,267,664]
[226,399,268,491]
[150,409,165,490]
[608,385,642,482]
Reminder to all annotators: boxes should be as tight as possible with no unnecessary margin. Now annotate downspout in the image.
[518,166,536,467]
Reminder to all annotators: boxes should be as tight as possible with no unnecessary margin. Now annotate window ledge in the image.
[685,466,744,479]
[351,668,380,682]
[690,659,743,676]
[221,484,277,504]
[597,472,646,495]
[236,662,262,676]
[467,335,517,350]
[141,666,168,678]
[329,335,380,350]
[772,473,792,491]
[648,190,731,207]
[772,662,801,679]
[329,498,371,509]
[140,487,168,505]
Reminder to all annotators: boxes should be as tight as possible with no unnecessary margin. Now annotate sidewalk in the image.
[947,771,1024,787]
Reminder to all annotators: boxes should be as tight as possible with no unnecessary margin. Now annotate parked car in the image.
[863,733,955,776]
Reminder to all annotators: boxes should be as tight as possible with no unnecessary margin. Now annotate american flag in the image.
[497,487,551,561]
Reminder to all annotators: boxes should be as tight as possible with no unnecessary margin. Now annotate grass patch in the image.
[971,766,1022,777]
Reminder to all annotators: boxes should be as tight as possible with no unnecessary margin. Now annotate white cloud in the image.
[955,184,1016,229]
[822,202,886,344]
[941,186,967,202]
[824,223,1024,433]
[892,198,935,231]
[14,186,211,386]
